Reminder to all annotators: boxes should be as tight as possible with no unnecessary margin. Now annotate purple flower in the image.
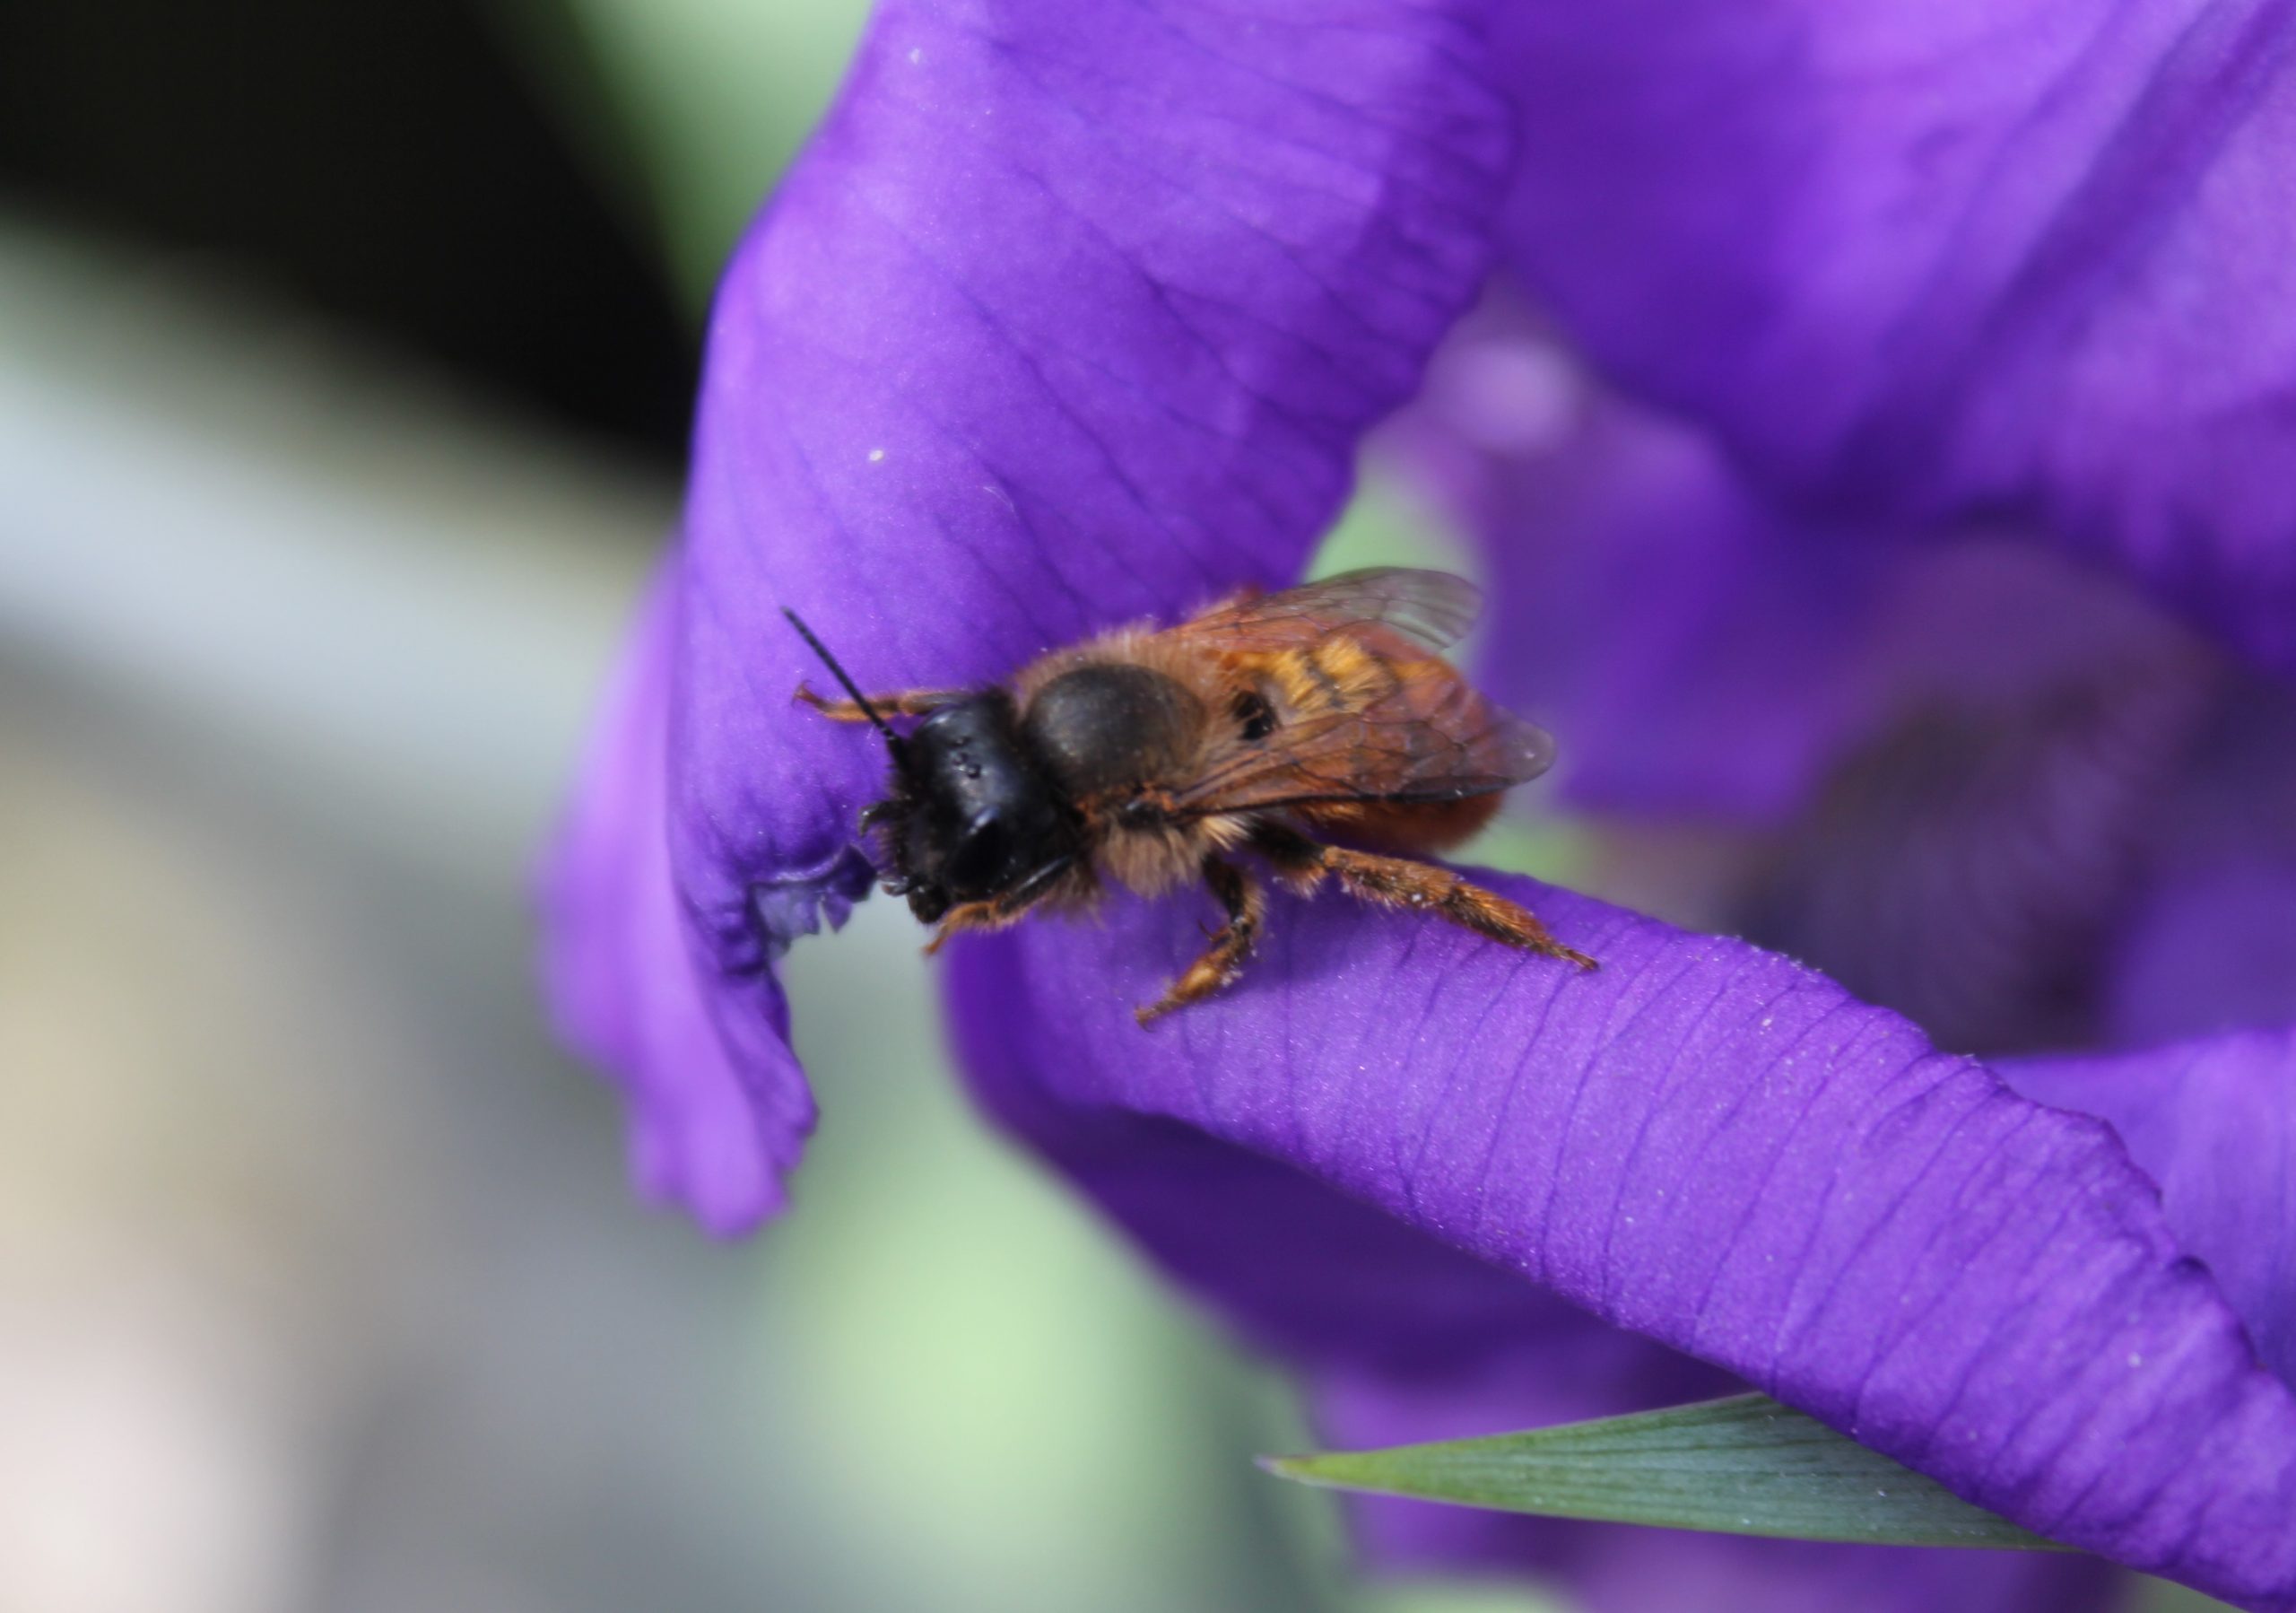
[1495,0,2296,673]
[537,2,2296,1608]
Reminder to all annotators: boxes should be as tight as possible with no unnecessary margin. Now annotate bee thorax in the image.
[1022,662,1204,799]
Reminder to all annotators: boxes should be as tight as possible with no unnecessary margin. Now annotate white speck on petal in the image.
[867,448,885,463]
[908,47,924,65]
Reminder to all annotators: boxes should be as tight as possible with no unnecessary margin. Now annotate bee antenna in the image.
[782,607,908,758]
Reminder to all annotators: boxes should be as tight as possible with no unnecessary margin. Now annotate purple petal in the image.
[1393,305,2296,1066]
[2109,689,2296,1045]
[1730,652,2296,1061]
[1385,321,1890,823]
[1001,1096,2114,1609]
[1732,647,2222,1055]
[2005,1027,2296,1390]
[543,0,1516,1225]
[1550,1542,2114,1613]
[2112,862,2296,1047]
[1496,0,2296,669]
[948,871,2296,1607]
[1385,299,2207,826]
[536,565,813,1231]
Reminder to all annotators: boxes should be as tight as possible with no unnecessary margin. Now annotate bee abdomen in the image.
[1265,636,1401,717]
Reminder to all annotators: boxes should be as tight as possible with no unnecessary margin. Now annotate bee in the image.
[787,568,1595,1024]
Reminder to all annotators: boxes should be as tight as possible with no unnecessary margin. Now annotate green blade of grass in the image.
[1263,1392,2070,1551]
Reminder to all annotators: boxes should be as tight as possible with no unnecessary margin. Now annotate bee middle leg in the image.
[1137,856,1267,1026]
[1251,824,1596,972]
[795,683,959,721]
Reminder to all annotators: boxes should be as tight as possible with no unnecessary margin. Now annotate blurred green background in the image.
[0,6,2231,1611]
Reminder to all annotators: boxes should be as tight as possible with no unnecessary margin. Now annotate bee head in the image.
[881,691,1078,924]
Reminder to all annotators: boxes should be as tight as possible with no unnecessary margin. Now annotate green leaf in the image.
[1261,1392,2071,1551]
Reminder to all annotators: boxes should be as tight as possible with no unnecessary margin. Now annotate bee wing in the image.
[1158,571,1552,817]
[1174,568,1483,656]
[1170,674,1554,817]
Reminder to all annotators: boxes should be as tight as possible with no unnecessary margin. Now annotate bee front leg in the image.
[921,899,1022,955]
[1137,857,1266,1026]
[921,856,1080,956]
[794,684,959,722]
[1250,824,1596,972]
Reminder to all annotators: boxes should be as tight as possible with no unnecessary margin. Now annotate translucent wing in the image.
[1175,568,1483,656]
[1158,570,1552,818]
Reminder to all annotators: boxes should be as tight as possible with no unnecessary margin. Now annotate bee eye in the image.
[1231,690,1276,742]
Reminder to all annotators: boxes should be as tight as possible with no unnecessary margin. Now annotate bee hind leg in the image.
[1137,857,1266,1026]
[795,683,959,721]
[1251,824,1596,972]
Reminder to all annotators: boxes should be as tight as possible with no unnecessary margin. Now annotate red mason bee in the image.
[790,568,1595,1024]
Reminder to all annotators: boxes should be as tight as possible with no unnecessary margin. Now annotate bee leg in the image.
[1250,825,1596,972]
[921,857,1080,956]
[795,683,959,721]
[1137,857,1266,1026]
[1249,823,1333,893]
[921,899,1022,955]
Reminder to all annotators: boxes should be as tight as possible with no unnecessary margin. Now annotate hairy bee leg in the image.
[1137,857,1267,1026]
[1250,824,1331,894]
[922,898,1023,955]
[1251,826,1596,972]
[794,683,959,721]
[920,858,1080,956]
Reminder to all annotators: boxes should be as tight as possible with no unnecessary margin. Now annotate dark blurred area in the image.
[0,0,695,452]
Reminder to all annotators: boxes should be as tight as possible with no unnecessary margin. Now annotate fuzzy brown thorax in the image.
[1022,661,1206,801]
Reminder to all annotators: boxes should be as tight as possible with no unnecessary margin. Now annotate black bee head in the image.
[874,690,1079,924]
